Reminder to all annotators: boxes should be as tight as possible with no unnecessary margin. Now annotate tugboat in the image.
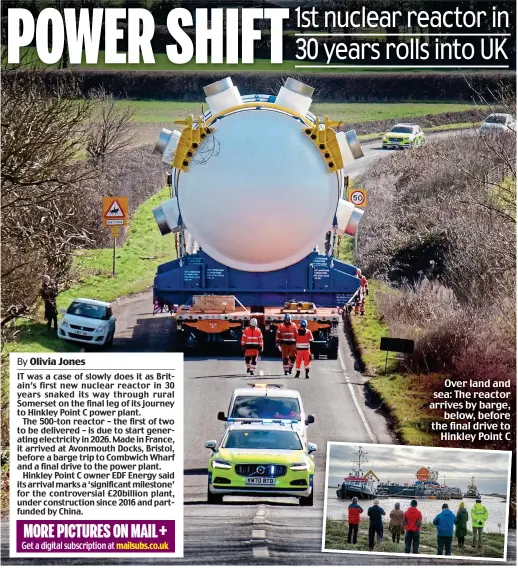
[463,476,481,499]
[336,447,379,500]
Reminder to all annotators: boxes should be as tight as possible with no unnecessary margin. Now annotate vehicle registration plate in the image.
[76,330,90,336]
[245,477,275,486]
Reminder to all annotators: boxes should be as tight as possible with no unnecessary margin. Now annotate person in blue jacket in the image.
[433,503,456,555]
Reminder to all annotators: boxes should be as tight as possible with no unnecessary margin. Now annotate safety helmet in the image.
[250,318,258,327]
[300,319,307,328]
[284,313,292,322]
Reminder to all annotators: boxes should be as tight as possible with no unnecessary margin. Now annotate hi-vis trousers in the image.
[295,350,311,369]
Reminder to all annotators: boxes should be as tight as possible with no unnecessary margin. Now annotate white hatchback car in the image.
[58,298,116,347]
[479,113,516,133]
[217,384,315,444]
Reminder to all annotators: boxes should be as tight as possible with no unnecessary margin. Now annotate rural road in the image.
[3,128,514,565]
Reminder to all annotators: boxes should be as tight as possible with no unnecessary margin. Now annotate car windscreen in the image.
[230,396,301,420]
[484,115,507,124]
[390,126,413,134]
[223,429,303,450]
[67,302,109,320]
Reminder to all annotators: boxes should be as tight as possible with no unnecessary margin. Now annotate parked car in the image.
[382,124,425,149]
[217,383,315,444]
[58,298,116,347]
[479,113,516,133]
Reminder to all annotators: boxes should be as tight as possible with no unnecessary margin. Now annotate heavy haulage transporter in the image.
[152,77,365,357]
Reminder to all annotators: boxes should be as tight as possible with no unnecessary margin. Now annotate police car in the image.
[217,384,315,444]
[206,421,316,506]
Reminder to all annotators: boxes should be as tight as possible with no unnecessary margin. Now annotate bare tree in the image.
[86,87,135,164]
[1,71,135,339]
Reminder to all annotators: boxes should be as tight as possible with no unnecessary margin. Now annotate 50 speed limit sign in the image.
[348,188,367,208]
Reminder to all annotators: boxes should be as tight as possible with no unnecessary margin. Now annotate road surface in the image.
[3,130,514,565]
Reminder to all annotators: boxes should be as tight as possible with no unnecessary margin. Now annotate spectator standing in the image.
[433,503,456,555]
[471,498,489,549]
[402,499,422,554]
[454,502,469,549]
[389,502,404,544]
[367,499,386,551]
[40,275,58,332]
[347,497,363,545]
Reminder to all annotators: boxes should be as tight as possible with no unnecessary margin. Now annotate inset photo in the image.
[323,443,512,561]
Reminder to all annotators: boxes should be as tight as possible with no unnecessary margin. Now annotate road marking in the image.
[251,505,269,558]
[259,370,264,376]
[252,546,270,558]
[338,350,377,443]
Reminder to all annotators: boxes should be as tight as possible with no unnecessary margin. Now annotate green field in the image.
[19,47,426,73]
[120,100,476,123]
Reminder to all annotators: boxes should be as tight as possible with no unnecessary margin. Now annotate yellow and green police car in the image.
[205,421,316,506]
[382,123,425,149]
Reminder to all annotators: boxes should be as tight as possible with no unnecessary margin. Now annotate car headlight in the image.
[96,324,108,332]
[290,462,310,471]
[212,460,232,469]
[61,318,69,327]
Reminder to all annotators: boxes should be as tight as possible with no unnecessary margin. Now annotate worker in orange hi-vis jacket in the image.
[241,318,263,375]
[354,286,366,316]
[357,268,369,296]
[276,313,298,375]
[295,320,314,379]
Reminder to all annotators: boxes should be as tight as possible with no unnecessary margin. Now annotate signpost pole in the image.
[112,236,116,277]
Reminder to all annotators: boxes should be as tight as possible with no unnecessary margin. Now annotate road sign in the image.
[380,337,415,354]
[103,196,128,227]
[380,336,415,373]
[103,197,128,277]
[348,188,367,208]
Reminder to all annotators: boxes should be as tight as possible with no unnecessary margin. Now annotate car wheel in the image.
[300,492,314,507]
[207,484,223,504]
[105,331,114,347]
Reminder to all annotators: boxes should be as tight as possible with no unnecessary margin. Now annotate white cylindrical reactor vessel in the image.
[154,77,364,272]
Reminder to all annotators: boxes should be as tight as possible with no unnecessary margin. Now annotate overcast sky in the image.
[328,444,511,494]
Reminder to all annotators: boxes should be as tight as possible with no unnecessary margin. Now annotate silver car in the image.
[479,113,516,133]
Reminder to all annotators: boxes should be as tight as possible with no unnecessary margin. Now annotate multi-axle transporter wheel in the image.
[327,335,339,360]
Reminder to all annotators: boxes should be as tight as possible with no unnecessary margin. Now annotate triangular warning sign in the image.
[106,200,125,218]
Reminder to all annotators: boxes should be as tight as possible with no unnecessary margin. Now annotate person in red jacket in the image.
[403,499,423,554]
[347,497,364,544]
[241,318,263,375]
[295,320,313,379]
[275,313,298,375]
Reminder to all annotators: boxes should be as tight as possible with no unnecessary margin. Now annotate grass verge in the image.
[346,281,440,446]
[324,519,505,559]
